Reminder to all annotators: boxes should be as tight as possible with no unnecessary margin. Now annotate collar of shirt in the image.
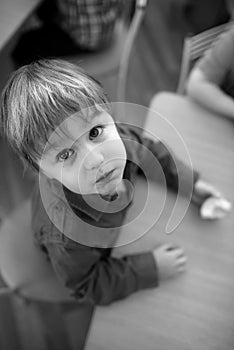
[63,187,117,222]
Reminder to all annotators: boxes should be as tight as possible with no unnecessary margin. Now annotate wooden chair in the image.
[66,0,148,103]
[176,20,234,94]
[0,199,75,301]
[0,199,94,348]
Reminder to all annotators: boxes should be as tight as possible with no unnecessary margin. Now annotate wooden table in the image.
[85,92,234,350]
[0,0,40,51]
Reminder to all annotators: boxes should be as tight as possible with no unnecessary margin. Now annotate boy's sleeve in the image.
[125,126,199,191]
[45,230,158,305]
[142,136,199,190]
[123,125,207,206]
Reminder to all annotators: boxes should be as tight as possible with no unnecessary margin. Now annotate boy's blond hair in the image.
[0,59,110,170]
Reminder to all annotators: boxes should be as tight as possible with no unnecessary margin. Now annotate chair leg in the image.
[116,2,147,105]
[34,302,73,350]
[0,292,23,350]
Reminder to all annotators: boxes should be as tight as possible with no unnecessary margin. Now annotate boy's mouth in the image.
[96,169,115,184]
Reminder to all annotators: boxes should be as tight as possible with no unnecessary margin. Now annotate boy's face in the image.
[39,110,127,196]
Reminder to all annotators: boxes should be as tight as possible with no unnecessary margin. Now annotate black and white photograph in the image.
[0,1,233,349]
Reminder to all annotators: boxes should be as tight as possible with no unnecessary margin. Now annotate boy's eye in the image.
[57,149,74,162]
[89,126,104,140]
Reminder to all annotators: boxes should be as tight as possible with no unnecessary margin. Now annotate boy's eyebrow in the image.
[43,140,63,155]
[43,130,74,155]
[43,111,109,155]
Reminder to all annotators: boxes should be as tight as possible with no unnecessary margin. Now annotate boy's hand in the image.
[153,244,187,281]
[194,179,222,198]
[194,179,232,219]
[200,196,232,219]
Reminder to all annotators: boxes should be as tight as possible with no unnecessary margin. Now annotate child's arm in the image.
[144,137,232,219]
[122,125,232,219]
[45,235,158,305]
[186,27,234,120]
[43,231,186,305]
[186,68,234,120]
[124,125,199,194]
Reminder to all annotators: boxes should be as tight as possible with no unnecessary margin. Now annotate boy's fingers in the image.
[170,247,185,257]
[176,256,187,265]
[159,243,176,252]
[159,244,186,259]
[195,180,222,197]
[164,243,183,251]
[176,257,187,272]
[163,243,175,250]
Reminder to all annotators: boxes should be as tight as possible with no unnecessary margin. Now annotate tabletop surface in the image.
[85,92,234,350]
[0,0,40,51]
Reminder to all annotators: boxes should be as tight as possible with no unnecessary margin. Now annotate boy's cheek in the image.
[105,141,126,166]
[117,139,127,160]
[39,167,54,179]
[60,172,83,194]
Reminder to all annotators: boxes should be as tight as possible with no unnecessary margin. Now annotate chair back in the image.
[0,200,73,302]
[66,0,147,103]
[177,21,234,94]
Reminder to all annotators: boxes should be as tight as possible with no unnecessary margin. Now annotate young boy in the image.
[0,59,230,305]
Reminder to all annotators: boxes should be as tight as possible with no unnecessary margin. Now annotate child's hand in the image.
[194,179,222,199]
[194,179,232,219]
[153,244,187,281]
[200,196,232,219]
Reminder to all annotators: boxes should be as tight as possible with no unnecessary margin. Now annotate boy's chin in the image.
[98,186,117,197]
[97,180,125,198]
[97,181,121,197]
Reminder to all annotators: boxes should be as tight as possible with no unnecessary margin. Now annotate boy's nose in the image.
[84,150,104,170]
